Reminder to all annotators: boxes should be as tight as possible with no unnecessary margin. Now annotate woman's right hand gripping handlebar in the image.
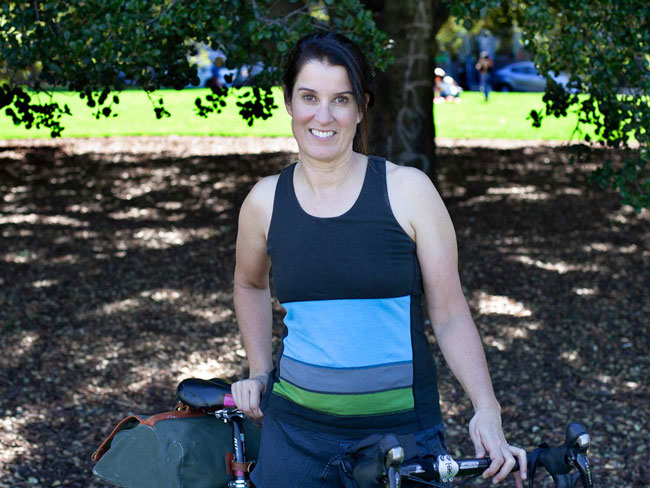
[231,372,269,419]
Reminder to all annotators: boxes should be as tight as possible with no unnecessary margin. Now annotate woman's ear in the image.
[283,85,293,116]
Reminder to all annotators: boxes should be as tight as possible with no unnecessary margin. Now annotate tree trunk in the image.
[367,0,448,179]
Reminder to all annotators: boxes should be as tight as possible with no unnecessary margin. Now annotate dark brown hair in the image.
[283,31,376,154]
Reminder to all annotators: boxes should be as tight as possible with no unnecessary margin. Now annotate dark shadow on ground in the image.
[0,142,648,487]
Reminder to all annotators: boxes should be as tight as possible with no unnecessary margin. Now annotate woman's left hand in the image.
[469,407,527,487]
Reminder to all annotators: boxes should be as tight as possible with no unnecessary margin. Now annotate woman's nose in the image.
[314,102,333,124]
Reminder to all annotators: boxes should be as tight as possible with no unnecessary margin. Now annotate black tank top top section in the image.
[263,156,442,437]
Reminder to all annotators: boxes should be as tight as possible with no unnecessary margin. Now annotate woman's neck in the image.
[296,151,363,194]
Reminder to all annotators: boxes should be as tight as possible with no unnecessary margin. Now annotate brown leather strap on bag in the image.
[91,404,206,463]
[91,415,144,462]
[141,408,205,427]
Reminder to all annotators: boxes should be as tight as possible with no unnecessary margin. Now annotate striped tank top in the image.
[261,156,442,436]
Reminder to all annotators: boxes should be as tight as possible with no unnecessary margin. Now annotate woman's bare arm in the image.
[388,165,526,486]
[231,176,277,418]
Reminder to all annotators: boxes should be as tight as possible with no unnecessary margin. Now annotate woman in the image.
[231,31,526,487]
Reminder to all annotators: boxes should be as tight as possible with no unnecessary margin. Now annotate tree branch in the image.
[251,0,262,20]
[144,0,179,27]
[258,4,312,28]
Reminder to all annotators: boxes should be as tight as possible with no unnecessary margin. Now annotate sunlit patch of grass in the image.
[0,87,292,139]
[434,91,598,141]
[0,88,598,141]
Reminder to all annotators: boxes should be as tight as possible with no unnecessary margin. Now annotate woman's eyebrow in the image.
[296,87,354,96]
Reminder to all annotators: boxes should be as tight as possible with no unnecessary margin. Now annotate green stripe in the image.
[272,380,414,416]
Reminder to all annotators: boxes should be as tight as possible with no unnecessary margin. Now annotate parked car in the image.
[491,61,569,92]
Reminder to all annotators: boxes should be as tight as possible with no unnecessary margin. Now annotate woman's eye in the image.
[303,94,315,102]
[335,96,349,103]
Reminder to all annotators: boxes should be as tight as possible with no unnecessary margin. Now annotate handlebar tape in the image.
[539,445,572,476]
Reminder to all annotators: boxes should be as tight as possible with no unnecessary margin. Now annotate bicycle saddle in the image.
[176,377,236,409]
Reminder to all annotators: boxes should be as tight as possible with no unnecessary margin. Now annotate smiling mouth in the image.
[310,129,336,139]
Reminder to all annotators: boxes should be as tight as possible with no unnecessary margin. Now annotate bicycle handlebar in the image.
[359,422,593,488]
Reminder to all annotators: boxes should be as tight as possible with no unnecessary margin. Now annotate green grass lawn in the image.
[434,91,592,140]
[0,88,592,141]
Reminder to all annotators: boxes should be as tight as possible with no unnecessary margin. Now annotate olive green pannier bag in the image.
[92,385,261,488]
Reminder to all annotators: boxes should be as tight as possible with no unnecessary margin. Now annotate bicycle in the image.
[176,377,594,488]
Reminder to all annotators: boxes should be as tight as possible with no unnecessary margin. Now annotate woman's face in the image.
[285,60,362,164]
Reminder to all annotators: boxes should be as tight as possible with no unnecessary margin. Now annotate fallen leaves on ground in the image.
[0,137,648,487]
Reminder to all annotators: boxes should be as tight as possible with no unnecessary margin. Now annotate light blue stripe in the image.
[281,295,412,368]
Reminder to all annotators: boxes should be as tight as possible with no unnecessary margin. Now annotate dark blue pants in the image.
[250,415,450,488]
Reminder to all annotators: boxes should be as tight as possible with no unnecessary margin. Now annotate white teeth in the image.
[310,129,335,138]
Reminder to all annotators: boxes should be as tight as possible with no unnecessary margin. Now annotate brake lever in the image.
[379,435,405,488]
[568,451,593,488]
[566,424,593,488]
[385,445,404,488]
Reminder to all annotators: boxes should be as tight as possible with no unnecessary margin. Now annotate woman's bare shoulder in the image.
[246,174,280,207]
[385,160,440,200]
[238,173,280,238]
[384,159,452,238]
[250,173,280,195]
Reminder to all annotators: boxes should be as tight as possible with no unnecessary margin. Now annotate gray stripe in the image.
[279,356,413,394]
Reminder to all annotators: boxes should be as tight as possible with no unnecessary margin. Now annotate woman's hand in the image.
[231,373,269,419]
[469,407,527,487]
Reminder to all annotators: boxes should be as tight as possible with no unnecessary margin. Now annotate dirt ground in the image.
[0,136,648,487]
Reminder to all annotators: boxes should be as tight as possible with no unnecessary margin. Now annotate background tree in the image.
[363,0,449,176]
